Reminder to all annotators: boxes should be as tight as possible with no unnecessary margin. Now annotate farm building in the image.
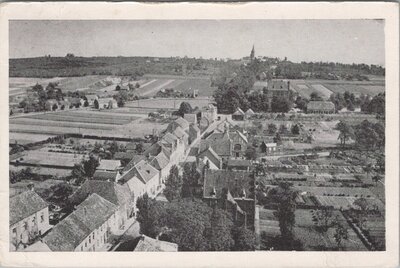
[10,190,51,251]
[245,108,255,119]
[232,108,245,121]
[260,142,277,154]
[97,98,118,110]
[85,95,98,106]
[307,101,335,114]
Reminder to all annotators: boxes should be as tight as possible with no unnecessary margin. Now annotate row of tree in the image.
[336,120,385,150]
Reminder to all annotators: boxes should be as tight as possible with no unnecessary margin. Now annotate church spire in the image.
[250,44,255,60]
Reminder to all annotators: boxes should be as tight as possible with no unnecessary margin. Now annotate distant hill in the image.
[9,56,217,78]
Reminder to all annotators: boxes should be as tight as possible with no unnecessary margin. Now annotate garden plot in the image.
[296,186,374,197]
[173,78,216,96]
[314,195,384,210]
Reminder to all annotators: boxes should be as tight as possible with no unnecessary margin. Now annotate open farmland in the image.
[134,75,216,97]
[125,98,214,110]
[291,79,384,98]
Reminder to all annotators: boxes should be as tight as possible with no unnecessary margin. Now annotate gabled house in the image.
[10,190,51,251]
[149,152,171,184]
[232,108,245,121]
[122,160,161,198]
[198,146,222,170]
[202,124,248,160]
[260,142,277,154]
[69,180,134,232]
[44,193,118,251]
[245,108,255,119]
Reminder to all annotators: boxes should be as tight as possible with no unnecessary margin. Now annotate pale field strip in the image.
[10,150,86,167]
[140,79,176,96]
[10,118,115,130]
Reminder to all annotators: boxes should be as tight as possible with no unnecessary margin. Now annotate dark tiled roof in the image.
[199,147,222,169]
[132,160,159,183]
[307,101,335,111]
[93,170,119,181]
[123,155,146,172]
[203,170,254,199]
[10,191,48,226]
[150,153,170,170]
[44,193,117,251]
[200,139,231,157]
[70,180,131,207]
[114,151,136,161]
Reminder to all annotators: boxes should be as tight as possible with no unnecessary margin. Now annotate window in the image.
[81,246,83,251]
[12,228,17,237]
[85,242,87,247]
[92,233,95,239]
[40,213,44,223]
[24,222,28,230]
[89,237,91,243]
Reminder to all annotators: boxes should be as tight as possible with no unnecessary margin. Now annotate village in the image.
[9,43,385,252]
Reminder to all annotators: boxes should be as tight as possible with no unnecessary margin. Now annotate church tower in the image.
[250,45,255,61]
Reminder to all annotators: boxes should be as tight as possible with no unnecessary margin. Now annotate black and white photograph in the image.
[1,2,399,268]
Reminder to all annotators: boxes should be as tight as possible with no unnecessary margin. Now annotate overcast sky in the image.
[9,20,384,65]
